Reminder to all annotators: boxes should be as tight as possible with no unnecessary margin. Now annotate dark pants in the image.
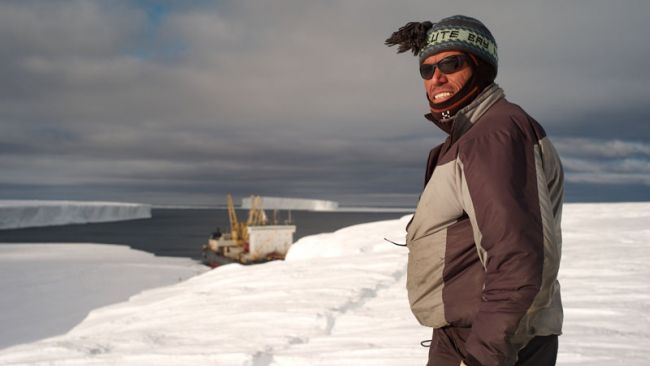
[427,327,558,366]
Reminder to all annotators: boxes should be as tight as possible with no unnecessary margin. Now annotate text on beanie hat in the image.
[418,15,498,76]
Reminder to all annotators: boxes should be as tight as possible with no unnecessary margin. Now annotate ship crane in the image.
[226,194,242,243]
[247,195,268,226]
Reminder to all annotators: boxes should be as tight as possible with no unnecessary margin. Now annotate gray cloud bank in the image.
[1,0,649,206]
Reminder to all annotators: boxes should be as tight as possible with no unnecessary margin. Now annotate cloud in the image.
[557,137,650,186]
[1,0,649,205]
[566,173,650,186]
[554,138,650,159]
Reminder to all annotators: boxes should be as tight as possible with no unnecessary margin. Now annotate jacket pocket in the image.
[441,218,484,327]
[406,230,448,327]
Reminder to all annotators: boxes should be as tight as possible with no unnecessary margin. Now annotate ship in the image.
[201,194,296,267]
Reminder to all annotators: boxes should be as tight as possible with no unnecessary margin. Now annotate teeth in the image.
[434,92,453,100]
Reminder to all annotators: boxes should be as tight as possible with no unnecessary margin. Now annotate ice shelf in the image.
[241,196,338,211]
[0,200,152,229]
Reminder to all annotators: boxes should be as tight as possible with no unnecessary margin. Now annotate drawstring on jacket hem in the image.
[384,238,407,247]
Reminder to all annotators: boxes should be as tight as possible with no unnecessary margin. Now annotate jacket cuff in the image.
[464,353,483,366]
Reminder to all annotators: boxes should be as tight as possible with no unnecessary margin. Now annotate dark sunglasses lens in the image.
[420,55,465,79]
[438,56,464,74]
[420,64,435,79]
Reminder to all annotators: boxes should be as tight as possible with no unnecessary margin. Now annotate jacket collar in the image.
[425,83,505,140]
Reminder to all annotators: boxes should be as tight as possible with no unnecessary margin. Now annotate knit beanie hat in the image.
[418,15,498,77]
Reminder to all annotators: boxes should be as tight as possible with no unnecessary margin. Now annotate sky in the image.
[1,0,649,207]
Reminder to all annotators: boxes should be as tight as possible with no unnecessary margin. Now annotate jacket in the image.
[405,84,564,366]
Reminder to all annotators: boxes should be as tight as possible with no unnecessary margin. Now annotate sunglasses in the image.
[419,54,468,80]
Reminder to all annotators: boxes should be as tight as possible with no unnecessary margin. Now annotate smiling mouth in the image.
[434,91,453,101]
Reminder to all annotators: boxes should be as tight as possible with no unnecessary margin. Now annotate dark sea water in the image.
[0,209,410,260]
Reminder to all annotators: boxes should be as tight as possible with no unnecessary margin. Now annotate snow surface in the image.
[0,201,151,229]
[0,202,649,365]
[0,244,207,350]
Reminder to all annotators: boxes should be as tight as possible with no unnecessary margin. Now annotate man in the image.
[385,15,564,366]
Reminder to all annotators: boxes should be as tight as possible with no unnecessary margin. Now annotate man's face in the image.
[422,50,473,105]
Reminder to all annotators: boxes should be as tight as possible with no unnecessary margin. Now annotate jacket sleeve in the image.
[458,123,544,366]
